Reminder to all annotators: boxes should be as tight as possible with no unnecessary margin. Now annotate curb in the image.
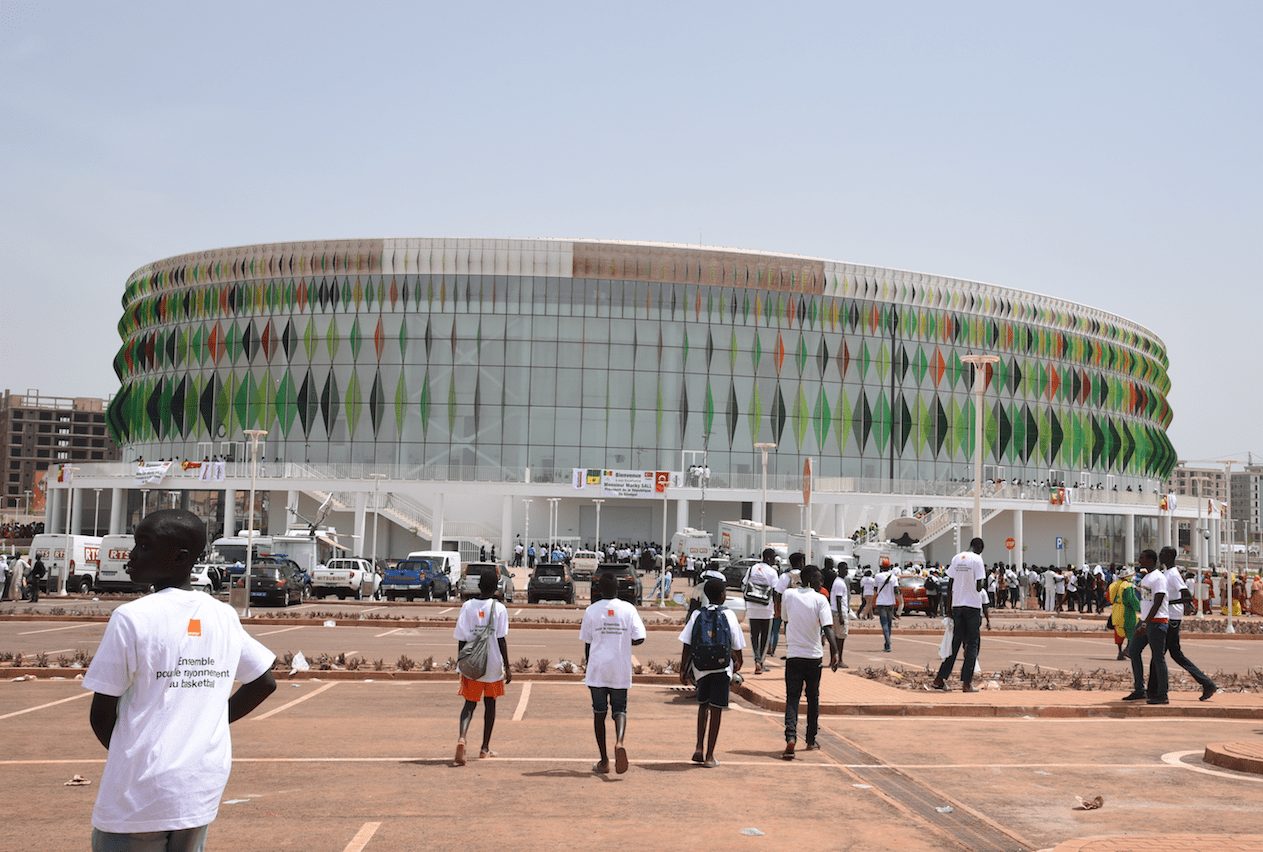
[1203,742,1263,775]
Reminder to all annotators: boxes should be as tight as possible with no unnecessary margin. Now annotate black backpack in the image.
[689,605,732,671]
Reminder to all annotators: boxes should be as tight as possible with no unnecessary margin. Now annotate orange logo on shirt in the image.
[187,619,201,637]
[607,609,614,617]
[478,610,485,618]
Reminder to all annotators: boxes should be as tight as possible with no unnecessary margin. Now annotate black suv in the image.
[590,563,643,606]
[527,562,575,604]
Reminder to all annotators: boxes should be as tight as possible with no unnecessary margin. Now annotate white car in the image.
[190,564,223,594]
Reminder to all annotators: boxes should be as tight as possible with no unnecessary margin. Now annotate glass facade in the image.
[107,239,1176,485]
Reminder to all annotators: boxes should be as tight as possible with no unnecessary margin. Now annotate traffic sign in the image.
[1005,537,1016,550]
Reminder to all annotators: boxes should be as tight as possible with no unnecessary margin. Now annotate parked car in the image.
[312,557,381,600]
[383,557,452,601]
[570,550,600,583]
[898,574,931,615]
[190,563,223,594]
[719,558,753,590]
[236,559,304,606]
[460,562,515,603]
[527,562,575,604]
[590,563,643,606]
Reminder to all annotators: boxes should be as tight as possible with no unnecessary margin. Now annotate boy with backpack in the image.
[678,578,746,767]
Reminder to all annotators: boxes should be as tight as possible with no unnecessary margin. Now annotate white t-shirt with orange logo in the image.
[580,597,646,689]
[82,588,274,833]
[454,596,509,682]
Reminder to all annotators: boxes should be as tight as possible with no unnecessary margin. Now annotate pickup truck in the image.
[382,557,451,601]
[311,557,381,600]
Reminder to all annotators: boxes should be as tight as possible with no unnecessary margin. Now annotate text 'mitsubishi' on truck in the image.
[29,534,103,594]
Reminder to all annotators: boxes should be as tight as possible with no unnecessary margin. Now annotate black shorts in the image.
[695,672,731,708]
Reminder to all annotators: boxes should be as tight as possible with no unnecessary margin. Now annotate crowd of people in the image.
[1,521,43,540]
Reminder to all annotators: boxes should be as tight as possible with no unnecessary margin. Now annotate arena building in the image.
[44,238,1208,569]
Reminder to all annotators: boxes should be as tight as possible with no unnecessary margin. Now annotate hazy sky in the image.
[2,1,1259,469]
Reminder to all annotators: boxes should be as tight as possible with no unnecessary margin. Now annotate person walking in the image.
[931,538,986,693]
[1123,550,1169,705]
[1107,566,1140,660]
[580,571,646,773]
[742,548,778,674]
[28,555,46,602]
[779,565,838,760]
[678,578,745,767]
[873,563,902,653]
[453,570,511,765]
[1160,547,1217,701]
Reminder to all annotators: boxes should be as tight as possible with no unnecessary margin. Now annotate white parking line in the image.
[438,607,455,615]
[359,607,386,615]
[512,682,532,721]
[18,624,95,636]
[376,628,403,638]
[0,691,91,721]
[342,822,382,852]
[258,626,306,636]
[1012,661,1073,672]
[514,609,523,617]
[251,682,337,720]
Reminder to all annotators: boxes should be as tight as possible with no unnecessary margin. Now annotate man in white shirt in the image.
[858,569,877,619]
[580,572,646,773]
[931,538,986,693]
[873,564,902,653]
[779,565,838,759]
[827,561,852,668]
[1160,546,1217,701]
[742,548,779,674]
[1124,549,1169,704]
[83,510,276,851]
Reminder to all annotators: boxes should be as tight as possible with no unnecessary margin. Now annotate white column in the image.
[223,489,236,539]
[433,492,445,551]
[1124,513,1136,566]
[47,488,63,534]
[71,488,85,535]
[675,497,689,532]
[354,492,368,557]
[110,488,125,534]
[501,495,513,562]
[834,504,845,538]
[1075,511,1087,566]
[1158,513,1171,551]
[1013,508,1024,568]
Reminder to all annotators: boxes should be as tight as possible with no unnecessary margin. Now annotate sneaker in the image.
[1200,683,1218,701]
[1121,691,1147,701]
[930,679,950,692]
[962,684,979,693]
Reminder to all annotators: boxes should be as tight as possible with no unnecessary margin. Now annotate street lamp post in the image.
[522,499,532,569]
[961,354,1000,539]
[369,473,387,571]
[93,488,103,538]
[242,429,268,618]
[1219,460,1238,634]
[754,443,777,555]
[592,499,605,552]
[60,466,79,596]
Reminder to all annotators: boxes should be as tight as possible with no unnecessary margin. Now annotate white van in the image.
[97,534,138,591]
[30,534,103,594]
[406,550,462,587]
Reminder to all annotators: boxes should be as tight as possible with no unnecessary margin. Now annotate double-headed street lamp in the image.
[754,443,777,555]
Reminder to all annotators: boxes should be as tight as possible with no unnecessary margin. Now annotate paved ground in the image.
[4,602,1263,851]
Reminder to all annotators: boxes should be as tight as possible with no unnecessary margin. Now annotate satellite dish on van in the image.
[885,517,927,547]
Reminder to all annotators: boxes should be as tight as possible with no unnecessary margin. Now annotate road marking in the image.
[18,623,95,636]
[438,608,454,615]
[359,607,386,615]
[44,648,77,655]
[1161,749,1263,783]
[512,682,532,721]
[0,691,91,720]
[376,628,403,638]
[514,609,523,616]
[258,626,306,636]
[251,682,337,720]
[342,822,382,852]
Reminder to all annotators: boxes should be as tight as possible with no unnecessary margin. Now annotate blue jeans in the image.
[783,657,822,744]
[876,605,895,650]
[768,616,782,654]
[936,606,982,685]
[1129,622,1168,699]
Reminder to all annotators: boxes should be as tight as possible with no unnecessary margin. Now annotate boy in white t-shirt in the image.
[453,570,512,765]
[1124,549,1169,704]
[83,510,276,852]
[580,571,646,774]
[678,578,746,767]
